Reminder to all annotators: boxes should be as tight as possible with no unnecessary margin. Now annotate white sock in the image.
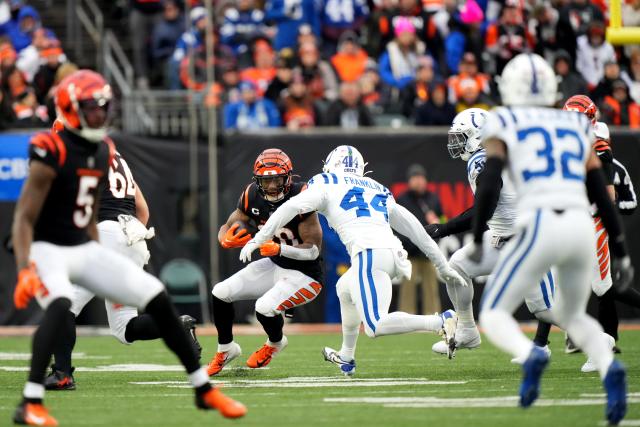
[23,382,45,400]
[374,312,442,336]
[267,338,284,347]
[339,300,361,361]
[188,367,210,388]
[480,309,533,359]
[446,278,475,328]
[217,341,235,353]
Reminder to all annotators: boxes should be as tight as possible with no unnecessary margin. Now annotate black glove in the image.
[468,242,483,264]
[612,256,634,292]
[425,224,443,239]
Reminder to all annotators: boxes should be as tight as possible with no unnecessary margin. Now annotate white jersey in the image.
[467,149,516,237]
[483,106,594,215]
[306,172,403,256]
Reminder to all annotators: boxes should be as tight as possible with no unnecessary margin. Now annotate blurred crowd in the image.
[1,0,640,131]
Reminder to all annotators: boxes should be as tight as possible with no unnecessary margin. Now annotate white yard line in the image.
[0,352,111,361]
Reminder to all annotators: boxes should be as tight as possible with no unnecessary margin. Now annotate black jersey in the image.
[613,158,637,215]
[238,182,323,282]
[29,129,112,246]
[98,149,137,222]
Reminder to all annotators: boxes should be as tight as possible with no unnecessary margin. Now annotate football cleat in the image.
[438,310,458,359]
[322,347,356,376]
[565,333,582,354]
[603,360,627,425]
[432,326,481,356]
[206,342,242,376]
[511,345,551,365]
[13,401,58,426]
[43,365,75,391]
[582,333,615,373]
[246,336,288,369]
[179,315,202,361]
[519,346,550,408]
[196,387,247,419]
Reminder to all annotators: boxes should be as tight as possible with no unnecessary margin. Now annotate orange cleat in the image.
[196,387,247,419]
[246,336,288,369]
[206,342,241,376]
[13,402,58,426]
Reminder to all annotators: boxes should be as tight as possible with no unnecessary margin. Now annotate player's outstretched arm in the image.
[426,206,476,239]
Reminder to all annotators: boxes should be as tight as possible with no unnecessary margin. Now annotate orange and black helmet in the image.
[253,148,293,201]
[563,94,597,125]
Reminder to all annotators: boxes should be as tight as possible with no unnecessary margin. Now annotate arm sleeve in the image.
[471,156,504,243]
[28,133,61,171]
[388,202,448,269]
[439,206,475,237]
[280,244,320,260]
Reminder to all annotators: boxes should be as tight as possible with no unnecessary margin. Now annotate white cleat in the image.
[322,347,356,376]
[432,326,481,356]
[438,310,459,359]
[581,333,616,373]
[511,345,551,365]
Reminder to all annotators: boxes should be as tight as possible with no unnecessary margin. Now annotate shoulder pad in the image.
[30,131,67,168]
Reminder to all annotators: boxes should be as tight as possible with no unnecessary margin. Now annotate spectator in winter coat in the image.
[591,61,622,104]
[359,66,386,116]
[280,70,322,129]
[265,49,296,102]
[599,79,640,128]
[414,81,455,125]
[447,52,490,104]
[576,21,615,90]
[168,7,208,89]
[554,50,588,106]
[296,41,339,101]
[379,17,426,90]
[321,0,369,55]
[151,0,185,84]
[444,0,484,76]
[8,5,55,52]
[220,0,268,59]
[530,2,558,63]
[330,31,372,83]
[622,48,640,105]
[264,0,321,51]
[324,81,373,128]
[556,0,604,63]
[224,80,282,130]
[240,39,277,96]
[454,78,492,113]
[485,0,532,75]
[32,42,65,105]
[400,55,435,118]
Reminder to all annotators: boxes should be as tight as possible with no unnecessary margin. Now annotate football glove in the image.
[14,262,43,309]
[259,241,281,257]
[612,256,634,293]
[239,239,260,263]
[425,224,443,239]
[220,223,252,249]
[436,264,468,288]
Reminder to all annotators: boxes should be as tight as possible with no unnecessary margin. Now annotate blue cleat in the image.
[322,347,356,376]
[519,346,550,408]
[603,360,627,425]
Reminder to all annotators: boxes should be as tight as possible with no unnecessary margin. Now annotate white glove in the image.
[436,264,468,288]
[239,239,260,263]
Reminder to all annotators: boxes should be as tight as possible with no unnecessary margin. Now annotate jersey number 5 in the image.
[340,186,389,222]
[74,175,99,228]
[517,127,585,182]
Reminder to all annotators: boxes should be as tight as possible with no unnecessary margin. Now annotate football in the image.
[233,219,258,237]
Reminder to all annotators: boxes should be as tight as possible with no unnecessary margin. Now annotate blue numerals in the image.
[517,127,585,182]
[340,187,389,221]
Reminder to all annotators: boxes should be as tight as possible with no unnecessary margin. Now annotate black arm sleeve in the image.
[438,206,476,237]
[472,157,504,243]
[587,167,628,258]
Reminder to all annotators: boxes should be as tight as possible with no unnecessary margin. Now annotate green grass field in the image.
[0,330,638,427]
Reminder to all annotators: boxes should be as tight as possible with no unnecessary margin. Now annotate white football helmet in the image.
[448,108,488,161]
[497,53,557,107]
[323,145,367,177]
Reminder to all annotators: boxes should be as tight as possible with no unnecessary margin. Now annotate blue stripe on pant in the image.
[366,249,380,321]
[358,251,376,332]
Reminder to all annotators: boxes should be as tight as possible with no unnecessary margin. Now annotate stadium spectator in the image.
[296,23,318,49]
[168,7,208,89]
[622,0,640,58]
[454,77,491,113]
[530,1,559,63]
[485,0,532,75]
[0,0,22,39]
[591,61,622,104]
[224,80,281,130]
[151,0,185,86]
[16,27,54,82]
[359,66,386,116]
[219,63,241,105]
[447,52,490,104]
[362,0,396,58]
[220,0,268,63]
[444,0,484,75]
[264,0,321,51]
[0,37,17,73]
[32,41,65,105]
[396,163,442,315]
[599,79,640,128]
[42,61,78,122]
[1,64,46,127]
[265,48,295,102]
[414,80,455,125]
[554,49,588,106]
[179,30,236,91]
[330,31,371,83]
[396,0,446,75]
[400,55,435,118]
[576,21,615,91]
[556,0,604,63]
[128,0,163,90]
[8,5,55,52]
[321,0,369,56]
[379,17,426,90]
[297,41,339,101]
[621,48,640,105]
[240,38,277,96]
[323,80,373,128]
[280,70,322,129]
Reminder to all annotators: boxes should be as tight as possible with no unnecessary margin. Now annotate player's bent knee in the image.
[212,283,233,302]
[111,324,130,345]
[363,324,378,338]
[255,297,278,317]
[534,309,554,324]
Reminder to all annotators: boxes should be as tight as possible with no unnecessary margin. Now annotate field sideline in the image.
[0,330,638,427]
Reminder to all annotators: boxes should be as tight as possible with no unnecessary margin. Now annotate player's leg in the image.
[208,258,276,375]
[71,242,246,418]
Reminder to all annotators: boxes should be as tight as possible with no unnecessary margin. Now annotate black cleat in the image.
[179,315,202,360]
[44,365,75,391]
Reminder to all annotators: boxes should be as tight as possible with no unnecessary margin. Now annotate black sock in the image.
[28,298,72,386]
[612,286,640,309]
[256,312,284,343]
[213,295,234,345]
[52,310,76,375]
[144,292,200,374]
[124,314,161,342]
[533,321,551,347]
[598,289,619,341]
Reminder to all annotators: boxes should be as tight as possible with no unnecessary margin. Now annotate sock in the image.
[217,342,236,353]
[144,292,200,374]
[188,367,210,389]
[533,321,552,347]
[374,312,442,336]
[52,310,76,375]
[446,276,475,328]
[124,314,161,342]
[565,314,614,379]
[480,309,533,360]
[23,382,45,404]
[212,295,234,345]
[613,285,640,309]
[339,301,360,361]
[597,289,619,341]
[256,312,284,344]
[28,298,72,389]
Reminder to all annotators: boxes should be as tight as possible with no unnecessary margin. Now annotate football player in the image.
[470,53,632,424]
[239,145,466,374]
[43,130,202,390]
[428,108,556,360]
[11,70,245,425]
[206,149,324,376]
